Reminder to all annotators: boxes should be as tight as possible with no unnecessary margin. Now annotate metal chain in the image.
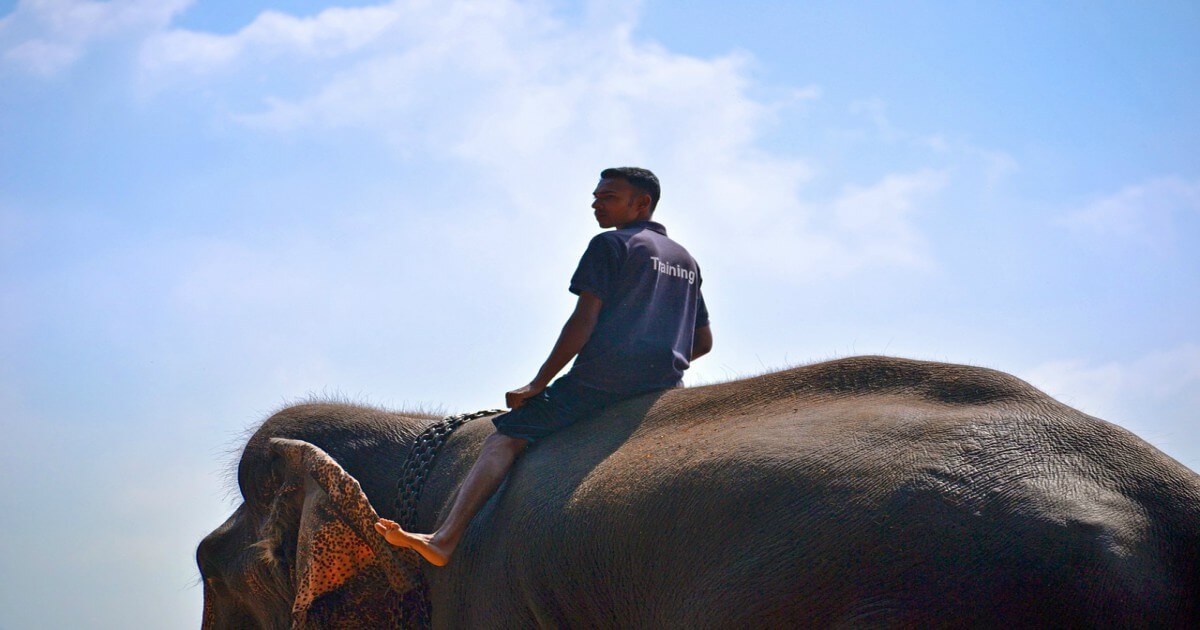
[392,408,503,628]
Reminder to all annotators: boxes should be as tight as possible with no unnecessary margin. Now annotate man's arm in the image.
[691,324,713,361]
[506,291,603,409]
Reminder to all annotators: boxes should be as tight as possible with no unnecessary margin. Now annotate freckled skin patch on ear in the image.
[253,438,426,627]
[271,438,423,594]
[293,497,376,617]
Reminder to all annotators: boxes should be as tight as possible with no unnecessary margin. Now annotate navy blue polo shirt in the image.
[566,220,709,394]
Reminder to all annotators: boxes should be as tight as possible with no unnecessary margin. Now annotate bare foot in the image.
[374,518,453,567]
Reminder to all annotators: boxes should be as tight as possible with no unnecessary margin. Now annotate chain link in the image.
[392,408,503,628]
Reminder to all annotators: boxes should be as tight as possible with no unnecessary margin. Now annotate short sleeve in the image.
[569,234,623,301]
[695,289,710,328]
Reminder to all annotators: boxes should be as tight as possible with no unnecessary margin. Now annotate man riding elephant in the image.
[375,166,713,566]
[199,355,1200,627]
[197,173,1200,627]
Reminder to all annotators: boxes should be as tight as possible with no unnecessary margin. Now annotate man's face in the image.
[592,177,650,229]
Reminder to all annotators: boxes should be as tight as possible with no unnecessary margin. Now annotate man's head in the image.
[592,167,661,229]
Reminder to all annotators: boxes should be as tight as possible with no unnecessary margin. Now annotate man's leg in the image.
[375,431,528,566]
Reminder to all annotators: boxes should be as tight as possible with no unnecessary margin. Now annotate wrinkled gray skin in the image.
[198,356,1200,628]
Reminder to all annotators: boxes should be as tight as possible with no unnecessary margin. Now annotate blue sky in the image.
[1,1,1197,627]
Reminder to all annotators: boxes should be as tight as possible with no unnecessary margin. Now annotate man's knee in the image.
[483,432,529,458]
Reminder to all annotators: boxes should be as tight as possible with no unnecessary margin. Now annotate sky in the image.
[0,0,1197,627]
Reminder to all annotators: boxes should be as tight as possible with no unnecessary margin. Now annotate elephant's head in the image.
[197,437,424,628]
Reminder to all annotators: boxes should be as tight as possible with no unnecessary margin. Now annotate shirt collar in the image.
[622,220,667,235]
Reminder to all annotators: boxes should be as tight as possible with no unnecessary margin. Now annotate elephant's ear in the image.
[268,438,424,628]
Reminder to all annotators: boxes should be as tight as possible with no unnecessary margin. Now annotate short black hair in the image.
[600,166,661,212]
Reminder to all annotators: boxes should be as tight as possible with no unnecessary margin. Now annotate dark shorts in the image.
[492,375,641,443]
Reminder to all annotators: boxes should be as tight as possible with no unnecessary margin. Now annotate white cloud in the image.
[850,97,899,141]
[1022,343,1200,418]
[139,3,406,76]
[137,0,949,282]
[829,169,945,269]
[851,97,1018,188]
[1063,176,1200,249]
[1019,344,1200,470]
[1,0,191,75]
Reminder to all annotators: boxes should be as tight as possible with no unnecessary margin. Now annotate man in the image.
[376,166,712,566]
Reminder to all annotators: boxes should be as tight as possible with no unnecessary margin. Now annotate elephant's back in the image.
[449,358,1200,626]
[621,355,1200,508]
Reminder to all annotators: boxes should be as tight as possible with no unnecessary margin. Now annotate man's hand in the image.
[506,382,547,409]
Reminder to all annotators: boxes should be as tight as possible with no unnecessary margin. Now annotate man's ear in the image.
[636,192,654,217]
[268,438,425,627]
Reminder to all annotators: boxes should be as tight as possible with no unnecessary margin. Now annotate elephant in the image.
[198,356,1200,628]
